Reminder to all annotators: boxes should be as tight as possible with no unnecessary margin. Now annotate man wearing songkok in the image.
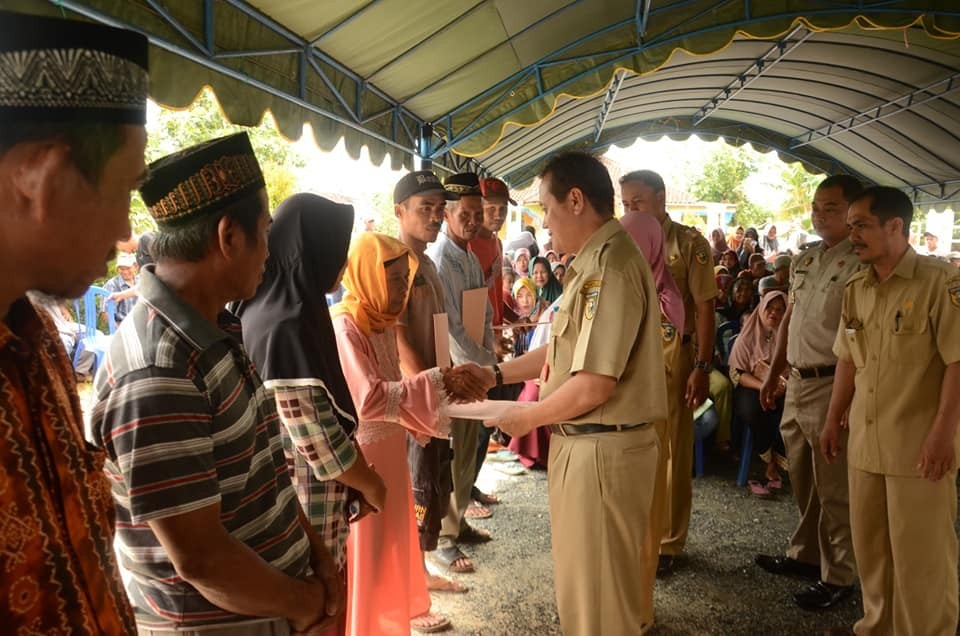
[427,172,499,564]
[0,10,148,634]
[87,132,341,635]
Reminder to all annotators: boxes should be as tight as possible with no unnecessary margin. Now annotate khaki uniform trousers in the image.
[849,467,958,636]
[780,373,856,586]
[638,336,693,625]
[549,425,659,636]
[437,417,480,549]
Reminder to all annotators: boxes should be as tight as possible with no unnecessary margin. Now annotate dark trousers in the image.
[734,385,785,460]
[407,435,453,552]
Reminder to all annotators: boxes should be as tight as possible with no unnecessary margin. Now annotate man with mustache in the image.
[822,186,960,635]
[0,10,148,633]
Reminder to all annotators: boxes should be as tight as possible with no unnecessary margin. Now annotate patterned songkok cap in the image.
[140,133,266,229]
[0,10,148,124]
[443,172,482,197]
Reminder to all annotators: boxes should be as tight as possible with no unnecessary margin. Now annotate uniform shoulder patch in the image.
[695,248,709,265]
[948,277,960,308]
[582,280,601,320]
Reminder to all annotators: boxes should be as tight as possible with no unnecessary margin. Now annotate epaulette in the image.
[845,269,869,286]
[798,240,822,251]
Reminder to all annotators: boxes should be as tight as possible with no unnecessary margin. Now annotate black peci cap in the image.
[443,172,482,197]
[0,10,149,124]
[140,133,266,230]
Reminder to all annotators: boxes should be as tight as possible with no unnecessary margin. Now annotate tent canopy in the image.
[9,0,959,205]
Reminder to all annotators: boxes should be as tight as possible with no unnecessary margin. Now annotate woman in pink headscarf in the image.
[619,211,685,334]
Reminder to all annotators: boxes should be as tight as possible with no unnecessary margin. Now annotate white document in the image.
[433,313,451,367]
[446,399,535,421]
[461,288,488,346]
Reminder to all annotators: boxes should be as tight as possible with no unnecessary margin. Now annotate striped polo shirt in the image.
[87,267,310,629]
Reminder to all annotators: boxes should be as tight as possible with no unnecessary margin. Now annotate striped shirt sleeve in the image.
[274,385,358,480]
[95,369,220,523]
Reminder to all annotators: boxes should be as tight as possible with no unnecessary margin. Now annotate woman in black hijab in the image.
[235,193,386,583]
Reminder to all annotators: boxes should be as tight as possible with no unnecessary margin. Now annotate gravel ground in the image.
[429,448,863,636]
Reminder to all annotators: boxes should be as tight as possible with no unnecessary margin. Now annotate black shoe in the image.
[794,581,854,611]
[754,554,820,580]
[656,555,674,576]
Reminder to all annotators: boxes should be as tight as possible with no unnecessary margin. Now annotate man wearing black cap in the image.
[88,133,341,634]
[427,172,499,568]
[393,171,473,582]
[0,10,148,634]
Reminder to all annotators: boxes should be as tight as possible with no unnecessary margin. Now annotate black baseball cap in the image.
[394,171,458,204]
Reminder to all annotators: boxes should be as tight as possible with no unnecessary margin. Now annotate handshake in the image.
[440,363,496,403]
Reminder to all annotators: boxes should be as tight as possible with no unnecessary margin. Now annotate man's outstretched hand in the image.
[442,363,493,402]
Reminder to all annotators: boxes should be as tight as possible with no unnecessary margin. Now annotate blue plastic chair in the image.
[72,285,116,376]
[716,320,740,366]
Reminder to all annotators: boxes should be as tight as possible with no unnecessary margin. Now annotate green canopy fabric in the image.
[6,0,958,204]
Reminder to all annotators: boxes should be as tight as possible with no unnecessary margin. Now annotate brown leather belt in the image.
[550,423,647,436]
[795,365,836,380]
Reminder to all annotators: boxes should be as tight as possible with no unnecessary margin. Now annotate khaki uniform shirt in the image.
[661,216,717,335]
[833,248,960,476]
[787,239,862,368]
[541,219,667,425]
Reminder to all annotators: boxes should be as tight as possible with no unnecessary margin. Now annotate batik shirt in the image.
[87,267,310,629]
[0,297,135,635]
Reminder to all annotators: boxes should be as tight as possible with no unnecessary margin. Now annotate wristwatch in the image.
[694,359,713,373]
[491,363,504,387]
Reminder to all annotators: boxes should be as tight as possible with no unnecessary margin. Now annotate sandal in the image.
[464,501,492,519]
[766,478,782,491]
[493,462,526,476]
[457,525,492,544]
[430,546,474,573]
[410,612,451,633]
[486,449,520,463]
[748,480,773,499]
[426,573,468,593]
[473,491,500,505]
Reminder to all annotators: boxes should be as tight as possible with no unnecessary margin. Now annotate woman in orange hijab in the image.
[332,232,483,635]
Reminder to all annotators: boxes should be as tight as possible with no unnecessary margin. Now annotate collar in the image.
[567,218,622,278]
[138,266,237,351]
[864,246,917,287]
[660,214,674,233]
[822,237,853,256]
[0,297,46,354]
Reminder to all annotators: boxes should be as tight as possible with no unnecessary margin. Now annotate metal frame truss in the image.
[790,71,960,149]
[593,70,627,143]
[692,25,812,125]
[432,2,960,159]
[48,0,490,175]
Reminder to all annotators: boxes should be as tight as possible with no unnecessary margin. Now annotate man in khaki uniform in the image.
[756,175,862,610]
[619,170,717,580]
[483,152,667,635]
[822,186,960,635]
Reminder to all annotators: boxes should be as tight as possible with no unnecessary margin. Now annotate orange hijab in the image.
[331,232,418,335]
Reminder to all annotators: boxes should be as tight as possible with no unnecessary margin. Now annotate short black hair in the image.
[850,186,913,238]
[540,152,615,218]
[151,191,266,263]
[818,175,863,203]
[0,121,126,184]
[619,169,665,194]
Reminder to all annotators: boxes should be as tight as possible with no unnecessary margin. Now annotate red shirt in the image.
[469,233,504,325]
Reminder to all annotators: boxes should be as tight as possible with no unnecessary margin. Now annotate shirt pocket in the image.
[549,309,572,369]
[844,328,868,369]
[888,313,931,363]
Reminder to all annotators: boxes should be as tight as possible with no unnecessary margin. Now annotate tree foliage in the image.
[688,143,769,229]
